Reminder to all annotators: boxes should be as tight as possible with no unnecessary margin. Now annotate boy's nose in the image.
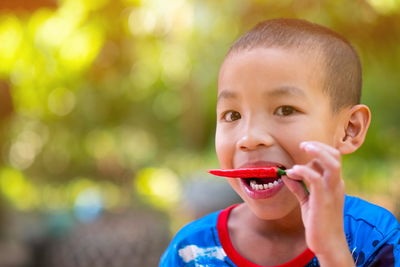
[236,126,275,151]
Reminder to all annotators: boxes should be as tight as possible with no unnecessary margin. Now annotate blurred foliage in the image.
[0,0,399,220]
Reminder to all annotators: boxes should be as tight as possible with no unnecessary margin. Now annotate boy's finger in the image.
[287,165,332,204]
[287,165,322,191]
[285,165,325,202]
[302,145,341,176]
[282,176,309,205]
[300,141,341,159]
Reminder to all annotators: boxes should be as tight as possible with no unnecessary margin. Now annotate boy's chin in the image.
[228,179,300,220]
[244,197,300,221]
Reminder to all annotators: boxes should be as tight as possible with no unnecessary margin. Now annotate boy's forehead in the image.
[218,47,326,97]
[217,85,306,102]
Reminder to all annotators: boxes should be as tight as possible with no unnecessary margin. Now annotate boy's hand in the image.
[283,141,355,267]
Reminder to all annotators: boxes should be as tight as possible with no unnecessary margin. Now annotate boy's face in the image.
[216,48,346,220]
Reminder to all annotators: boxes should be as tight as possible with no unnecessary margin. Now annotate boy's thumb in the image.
[282,176,309,205]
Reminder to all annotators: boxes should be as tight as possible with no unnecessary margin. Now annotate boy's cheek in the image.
[215,142,234,168]
[216,149,232,168]
[215,130,230,150]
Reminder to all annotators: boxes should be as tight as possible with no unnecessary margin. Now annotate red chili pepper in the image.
[208,167,286,178]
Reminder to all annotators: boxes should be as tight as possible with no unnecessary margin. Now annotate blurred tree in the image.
[0,0,57,12]
[0,4,399,267]
[0,0,398,215]
[0,81,13,165]
[0,81,13,242]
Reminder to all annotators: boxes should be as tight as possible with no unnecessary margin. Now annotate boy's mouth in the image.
[242,176,283,190]
[208,161,288,199]
[237,163,287,199]
[241,165,286,190]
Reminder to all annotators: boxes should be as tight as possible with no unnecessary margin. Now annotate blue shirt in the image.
[160,195,399,266]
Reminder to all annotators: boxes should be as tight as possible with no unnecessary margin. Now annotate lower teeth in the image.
[250,179,282,190]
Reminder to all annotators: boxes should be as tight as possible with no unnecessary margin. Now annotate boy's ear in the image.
[337,104,371,155]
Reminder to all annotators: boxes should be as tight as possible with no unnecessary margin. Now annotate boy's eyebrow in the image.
[265,86,306,98]
[217,86,306,104]
[217,90,237,103]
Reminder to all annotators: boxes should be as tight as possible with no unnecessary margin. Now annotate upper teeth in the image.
[250,179,282,190]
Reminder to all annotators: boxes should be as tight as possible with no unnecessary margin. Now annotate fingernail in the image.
[302,143,315,151]
[286,169,293,176]
[300,141,308,148]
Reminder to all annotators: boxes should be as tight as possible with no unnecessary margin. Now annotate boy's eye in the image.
[274,106,297,116]
[222,111,241,122]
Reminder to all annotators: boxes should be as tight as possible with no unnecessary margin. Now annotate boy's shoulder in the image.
[344,194,399,232]
[172,210,220,244]
[160,209,229,266]
[343,195,399,266]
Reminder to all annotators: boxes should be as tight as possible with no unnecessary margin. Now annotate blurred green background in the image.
[0,0,399,266]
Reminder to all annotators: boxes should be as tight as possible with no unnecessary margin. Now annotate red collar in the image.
[217,204,315,267]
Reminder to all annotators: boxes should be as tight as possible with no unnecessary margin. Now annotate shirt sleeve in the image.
[159,243,184,267]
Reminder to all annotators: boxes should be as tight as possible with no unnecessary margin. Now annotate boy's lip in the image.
[237,160,287,199]
[237,160,287,170]
[241,178,284,199]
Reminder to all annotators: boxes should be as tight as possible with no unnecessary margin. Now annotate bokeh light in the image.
[134,167,182,210]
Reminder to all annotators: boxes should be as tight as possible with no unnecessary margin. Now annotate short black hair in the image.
[227,18,362,112]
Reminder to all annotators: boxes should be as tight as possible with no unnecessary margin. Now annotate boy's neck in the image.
[227,203,308,266]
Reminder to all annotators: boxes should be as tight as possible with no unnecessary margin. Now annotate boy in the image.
[160,18,399,266]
